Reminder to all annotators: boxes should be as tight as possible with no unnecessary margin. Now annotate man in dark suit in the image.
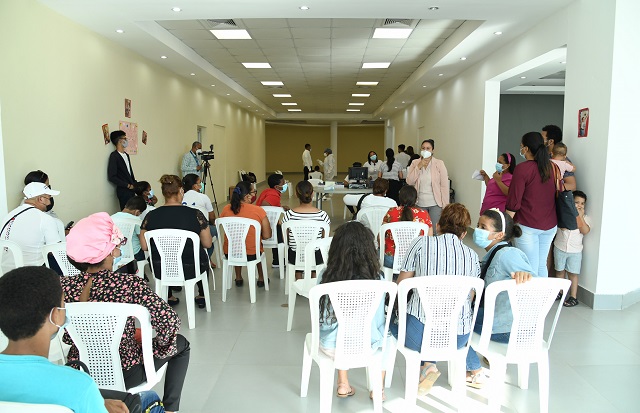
[107,130,137,209]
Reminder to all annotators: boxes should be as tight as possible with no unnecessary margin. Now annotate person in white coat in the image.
[317,148,336,181]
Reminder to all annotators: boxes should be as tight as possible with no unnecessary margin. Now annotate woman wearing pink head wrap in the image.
[60,212,189,413]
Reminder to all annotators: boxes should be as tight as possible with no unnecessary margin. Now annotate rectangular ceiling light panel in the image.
[261,81,284,86]
[356,81,379,86]
[373,28,413,39]
[352,93,371,97]
[273,94,292,97]
[242,62,272,68]
[362,62,390,69]
[210,29,252,39]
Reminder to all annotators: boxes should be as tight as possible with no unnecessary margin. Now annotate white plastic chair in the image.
[308,178,333,216]
[388,275,484,407]
[261,206,286,279]
[111,215,138,272]
[287,237,332,331]
[0,402,73,412]
[357,206,390,236]
[64,302,168,393]
[143,229,212,329]
[215,217,268,304]
[301,280,398,413]
[378,221,431,281]
[282,219,330,296]
[42,243,81,277]
[470,278,571,413]
[0,239,24,277]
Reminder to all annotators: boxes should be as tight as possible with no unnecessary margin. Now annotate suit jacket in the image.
[107,150,136,189]
[406,157,450,207]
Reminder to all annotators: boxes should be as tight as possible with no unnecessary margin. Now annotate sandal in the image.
[167,296,180,307]
[235,278,244,287]
[369,389,386,401]
[418,363,441,396]
[556,291,563,301]
[336,383,355,398]
[564,296,579,307]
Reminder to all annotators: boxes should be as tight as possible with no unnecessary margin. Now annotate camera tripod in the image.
[201,160,220,215]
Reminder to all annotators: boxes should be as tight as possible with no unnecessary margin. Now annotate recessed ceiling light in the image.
[352,94,370,97]
[190,73,195,76]
[226,93,230,96]
[210,84,215,87]
[238,101,242,103]
[372,28,413,39]
[428,6,440,11]
[460,57,467,61]
[422,85,427,88]
[438,73,444,76]
[171,7,181,12]
[401,101,405,104]
[282,103,297,106]
[273,94,292,97]
[520,76,527,79]
[210,29,252,40]
[242,62,272,69]
[346,109,360,112]
[115,29,124,34]
[394,106,398,109]
[349,103,365,106]
[362,62,391,69]
[494,31,503,36]
[356,81,379,86]
[561,61,566,64]
[288,109,302,112]
[261,81,284,86]
[299,6,310,10]
[160,55,167,59]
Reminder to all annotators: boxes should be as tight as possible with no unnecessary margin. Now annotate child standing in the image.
[554,190,591,307]
[551,143,576,177]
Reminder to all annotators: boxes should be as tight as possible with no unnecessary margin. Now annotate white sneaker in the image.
[466,370,488,389]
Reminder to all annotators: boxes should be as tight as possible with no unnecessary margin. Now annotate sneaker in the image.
[466,370,488,389]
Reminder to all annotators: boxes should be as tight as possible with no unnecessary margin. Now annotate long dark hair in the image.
[230,181,252,214]
[522,132,551,182]
[182,173,200,191]
[385,148,395,172]
[398,185,417,222]
[482,209,522,242]
[500,152,517,174]
[319,221,381,324]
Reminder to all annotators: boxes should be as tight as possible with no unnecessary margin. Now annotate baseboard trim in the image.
[578,286,640,310]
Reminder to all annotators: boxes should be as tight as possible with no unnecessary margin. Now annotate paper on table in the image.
[472,170,484,180]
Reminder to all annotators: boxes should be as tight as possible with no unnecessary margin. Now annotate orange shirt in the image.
[219,203,267,255]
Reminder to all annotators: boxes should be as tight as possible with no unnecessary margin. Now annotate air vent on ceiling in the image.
[383,18,413,27]
[360,120,385,125]
[200,19,238,29]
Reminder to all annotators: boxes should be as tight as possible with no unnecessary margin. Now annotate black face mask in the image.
[46,197,54,212]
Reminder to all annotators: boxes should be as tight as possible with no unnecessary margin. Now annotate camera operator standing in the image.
[181,141,202,178]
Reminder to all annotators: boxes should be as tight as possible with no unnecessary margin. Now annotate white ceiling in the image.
[38,0,574,123]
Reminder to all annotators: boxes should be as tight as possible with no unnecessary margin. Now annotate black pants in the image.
[272,224,284,264]
[123,334,190,412]
[116,186,136,210]
[304,166,310,181]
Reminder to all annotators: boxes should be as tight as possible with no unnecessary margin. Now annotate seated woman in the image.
[318,221,394,401]
[219,181,272,287]
[360,178,398,210]
[364,151,380,180]
[382,185,432,269]
[139,175,212,308]
[391,203,481,395]
[62,212,189,413]
[181,173,218,265]
[133,181,157,221]
[256,173,289,268]
[283,180,330,278]
[465,208,535,388]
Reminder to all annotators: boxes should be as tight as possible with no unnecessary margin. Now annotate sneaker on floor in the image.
[466,370,488,389]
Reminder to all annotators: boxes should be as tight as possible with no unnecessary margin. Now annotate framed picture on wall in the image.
[578,108,589,138]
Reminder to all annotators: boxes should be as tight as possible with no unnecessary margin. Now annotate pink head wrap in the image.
[66,212,124,264]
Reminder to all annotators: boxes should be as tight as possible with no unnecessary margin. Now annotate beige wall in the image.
[265,123,383,173]
[0,0,264,222]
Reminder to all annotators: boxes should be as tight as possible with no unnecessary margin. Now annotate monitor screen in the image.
[348,167,368,181]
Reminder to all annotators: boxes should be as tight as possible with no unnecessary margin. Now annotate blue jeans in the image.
[139,390,164,412]
[390,313,481,371]
[206,224,218,257]
[467,307,510,370]
[513,224,557,277]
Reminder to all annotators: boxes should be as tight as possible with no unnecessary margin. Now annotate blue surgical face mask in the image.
[370,155,377,161]
[49,307,69,341]
[495,163,503,173]
[279,183,289,193]
[121,140,129,148]
[473,228,493,249]
[148,189,154,199]
[199,184,204,193]
[519,148,526,159]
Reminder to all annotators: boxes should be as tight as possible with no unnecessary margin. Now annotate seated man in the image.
[0,183,63,273]
[0,266,117,412]
[111,195,147,274]
[308,166,323,180]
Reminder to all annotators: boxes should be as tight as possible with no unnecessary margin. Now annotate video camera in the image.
[201,144,214,161]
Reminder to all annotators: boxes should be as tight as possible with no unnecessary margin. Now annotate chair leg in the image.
[200,272,212,312]
[538,355,550,413]
[287,288,297,331]
[247,264,257,303]
[518,362,530,389]
[213,237,222,269]
[404,356,420,407]
[300,344,313,397]
[369,364,383,413]
[221,260,228,302]
[285,263,292,295]
[185,282,196,329]
[384,338,397,388]
[343,204,347,220]
[488,360,507,412]
[278,244,285,279]
[260,254,269,291]
[318,365,335,413]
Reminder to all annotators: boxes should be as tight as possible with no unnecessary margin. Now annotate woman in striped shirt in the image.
[390,203,481,395]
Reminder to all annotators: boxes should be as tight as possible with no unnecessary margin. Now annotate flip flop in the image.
[336,383,355,398]
[418,364,441,396]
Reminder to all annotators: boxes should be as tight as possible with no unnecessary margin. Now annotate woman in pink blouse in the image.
[479,152,516,213]
[61,213,189,413]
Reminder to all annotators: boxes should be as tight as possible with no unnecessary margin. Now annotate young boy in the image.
[256,174,289,267]
[551,143,576,177]
[554,190,591,307]
[111,195,147,274]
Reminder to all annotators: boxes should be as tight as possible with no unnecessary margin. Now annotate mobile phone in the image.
[64,221,74,231]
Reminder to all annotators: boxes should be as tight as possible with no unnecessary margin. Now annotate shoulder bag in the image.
[552,163,579,230]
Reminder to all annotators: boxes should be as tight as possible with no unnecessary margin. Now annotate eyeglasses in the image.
[118,237,128,246]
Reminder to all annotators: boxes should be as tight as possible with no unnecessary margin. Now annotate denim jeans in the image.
[390,313,481,371]
[513,224,557,277]
[466,307,510,371]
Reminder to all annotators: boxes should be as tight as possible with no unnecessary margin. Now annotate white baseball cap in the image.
[23,182,60,199]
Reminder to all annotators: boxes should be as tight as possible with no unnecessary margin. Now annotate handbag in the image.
[552,163,579,230]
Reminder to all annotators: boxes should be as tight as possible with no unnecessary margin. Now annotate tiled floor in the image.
[153,174,640,413]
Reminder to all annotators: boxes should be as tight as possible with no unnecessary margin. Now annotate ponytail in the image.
[230,181,251,214]
[398,185,417,221]
[521,132,551,182]
[385,148,395,172]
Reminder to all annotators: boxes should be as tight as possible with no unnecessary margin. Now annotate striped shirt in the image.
[282,209,331,250]
[400,233,481,335]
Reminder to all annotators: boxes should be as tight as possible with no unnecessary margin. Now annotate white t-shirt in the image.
[139,204,155,222]
[182,190,214,222]
[361,195,398,209]
[396,152,411,169]
[119,151,133,176]
[0,205,63,269]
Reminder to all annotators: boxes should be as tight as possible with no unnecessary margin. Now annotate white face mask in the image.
[421,150,432,159]
[195,149,202,155]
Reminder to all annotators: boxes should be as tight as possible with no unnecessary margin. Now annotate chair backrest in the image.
[0,402,73,412]
[215,217,261,264]
[65,302,158,391]
[303,237,333,281]
[0,239,24,276]
[261,206,285,246]
[282,220,330,269]
[309,280,397,369]
[378,221,430,273]
[143,229,202,284]
[111,216,139,268]
[307,178,323,187]
[357,206,390,235]
[397,275,484,359]
[42,243,81,277]
[479,278,571,359]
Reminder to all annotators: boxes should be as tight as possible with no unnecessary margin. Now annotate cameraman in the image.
[181,141,202,178]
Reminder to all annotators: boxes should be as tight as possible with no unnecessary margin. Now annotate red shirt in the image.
[382,207,432,256]
[256,188,282,207]
[506,161,557,230]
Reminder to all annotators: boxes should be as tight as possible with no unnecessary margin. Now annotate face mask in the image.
[324,153,328,157]
[519,148,526,159]
[196,149,202,155]
[495,163,503,173]
[49,307,69,341]
[199,184,205,193]
[148,189,154,199]
[279,183,288,193]
[122,140,128,148]
[421,150,432,159]
[473,228,493,249]
[112,248,122,267]
[46,197,55,212]
[370,155,377,161]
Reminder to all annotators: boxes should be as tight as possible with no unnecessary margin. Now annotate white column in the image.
[330,121,338,171]
[0,101,7,216]
[384,120,395,150]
